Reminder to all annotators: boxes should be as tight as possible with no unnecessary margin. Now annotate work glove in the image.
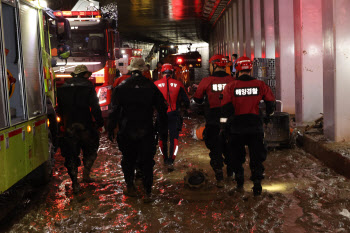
[99,126,106,134]
[108,130,115,142]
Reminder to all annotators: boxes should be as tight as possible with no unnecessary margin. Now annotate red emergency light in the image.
[197,58,201,62]
[177,58,183,63]
[53,11,100,17]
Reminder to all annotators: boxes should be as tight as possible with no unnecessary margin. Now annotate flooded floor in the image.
[2,116,350,232]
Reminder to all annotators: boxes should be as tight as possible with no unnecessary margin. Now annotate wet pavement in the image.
[2,116,350,232]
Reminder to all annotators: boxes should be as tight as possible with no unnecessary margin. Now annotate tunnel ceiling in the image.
[111,0,231,44]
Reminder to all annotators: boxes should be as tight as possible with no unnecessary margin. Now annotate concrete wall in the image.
[322,0,350,141]
[294,0,323,124]
[274,0,295,114]
[210,0,294,114]
[210,0,350,142]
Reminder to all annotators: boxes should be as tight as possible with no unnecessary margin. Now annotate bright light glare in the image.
[262,184,288,192]
[39,0,48,8]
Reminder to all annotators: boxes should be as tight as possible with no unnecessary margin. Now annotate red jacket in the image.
[154,76,189,113]
[222,75,275,115]
[113,74,131,87]
[193,71,234,108]
[221,74,275,133]
[193,71,235,125]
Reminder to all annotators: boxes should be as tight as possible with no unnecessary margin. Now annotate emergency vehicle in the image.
[52,1,117,117]
[115,47,142,75]
[163,50,202,86]
[163,51,202,68]
[0,0,70,195]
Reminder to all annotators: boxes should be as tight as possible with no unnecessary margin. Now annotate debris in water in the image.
[340,209,350,219]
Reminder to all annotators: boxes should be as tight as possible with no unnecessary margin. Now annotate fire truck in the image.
[162,49,202,86]
[52,1,117,117]
[163,51,202,68]
[0,0,70,205]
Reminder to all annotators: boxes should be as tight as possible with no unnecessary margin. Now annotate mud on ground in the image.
[2,117,350,232]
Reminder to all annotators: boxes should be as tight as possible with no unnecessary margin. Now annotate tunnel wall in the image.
[210,0,350,142]
[322,0,350,142]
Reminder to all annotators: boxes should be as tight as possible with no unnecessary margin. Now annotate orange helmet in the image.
[235,56,253,71]
[209,54,228,67]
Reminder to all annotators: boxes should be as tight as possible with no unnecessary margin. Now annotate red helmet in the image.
[161,63,174,73]
[235,56,253,71]
[209,54,228,67]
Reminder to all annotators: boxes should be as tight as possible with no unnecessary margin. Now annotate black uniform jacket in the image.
[108,73,168,140]
[57,77,104,130]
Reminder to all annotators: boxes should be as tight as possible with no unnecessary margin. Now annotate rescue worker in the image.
[113,58,134,87]
[193,54,235,188]
[108,58,168,203]
[57,65,104,193]
[113,71,131,87]
[181,64,190,86]
[154,64,190,171]
[231,54,238,76]
[152,62,163,81]
[225,56,233,76]
[143,64,152,81]
[173,64,182,82]
[113,68,143,181]
[221,56,275,196]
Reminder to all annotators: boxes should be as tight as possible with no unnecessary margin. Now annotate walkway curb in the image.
[302,134,350,179]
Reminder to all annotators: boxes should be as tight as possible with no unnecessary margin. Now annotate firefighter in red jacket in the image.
[221,56,275,196]
[113,72,131,87]
[193,54,235,188]
[154,64,190,171]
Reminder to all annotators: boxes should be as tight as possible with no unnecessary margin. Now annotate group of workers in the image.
[56,53,275,203]
[152,61,190,85]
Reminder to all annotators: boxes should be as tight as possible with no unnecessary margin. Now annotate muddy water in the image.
[4,116,350,232]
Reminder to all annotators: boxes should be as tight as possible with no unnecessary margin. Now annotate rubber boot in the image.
[143,188,154,203]
[68,168,80,193]
[123,184,137,197]
[226,167,234,182]
[83,159,95,183]
[253,180,262,196]
[83,167,95,183]
[167,159,175,172]
[228,179,244,195]
[215,169,224,188]
[135,167,143,183]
